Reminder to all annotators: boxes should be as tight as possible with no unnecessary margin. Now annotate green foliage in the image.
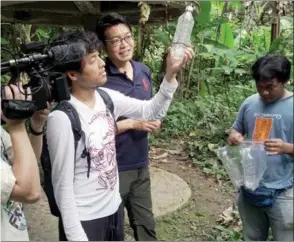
[151,80,254,181]
[206,225,243,241]
[146,1,293,185]
[220,23,234,48]
[1,37,9,45]
[34,28,50,41]
[2,0,293,190]
[196,1,211,26]
[1,2,293,239]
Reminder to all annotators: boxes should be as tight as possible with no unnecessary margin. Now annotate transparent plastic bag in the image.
[215,141,267,190]
[240,141,267,191]
[214,145,244,188]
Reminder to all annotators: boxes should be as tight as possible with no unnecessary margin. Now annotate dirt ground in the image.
[147,142,235,241]
[24,140,235,241]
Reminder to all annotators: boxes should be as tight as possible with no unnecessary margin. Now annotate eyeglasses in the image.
[105,34,133,47]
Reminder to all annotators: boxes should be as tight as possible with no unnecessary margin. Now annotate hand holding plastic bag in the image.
[214,145,243,188]
[215,141,267,191]
[240,141,267,191]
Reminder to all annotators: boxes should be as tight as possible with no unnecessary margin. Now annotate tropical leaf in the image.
[153,29,170,46]
[36,28,50,40]
[1,37,9,45]
[196,1,211,27]
[220,23,234,48]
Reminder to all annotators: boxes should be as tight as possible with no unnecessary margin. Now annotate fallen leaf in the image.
[152,152,168,160]
[167,149,182,155]
[161,159,168,163]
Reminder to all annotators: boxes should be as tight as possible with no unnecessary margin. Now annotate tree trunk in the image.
[271,1,280,43]
[216,2,230,41]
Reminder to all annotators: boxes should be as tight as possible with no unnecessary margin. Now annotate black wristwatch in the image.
[29,122,46,136]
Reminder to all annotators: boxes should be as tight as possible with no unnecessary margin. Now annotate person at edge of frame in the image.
[228,53,293,241]
[1,83,49,241]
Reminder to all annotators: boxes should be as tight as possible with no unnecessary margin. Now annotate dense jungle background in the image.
[1,1,293,240]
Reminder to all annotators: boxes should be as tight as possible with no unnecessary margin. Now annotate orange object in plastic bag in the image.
[253,117,273,141]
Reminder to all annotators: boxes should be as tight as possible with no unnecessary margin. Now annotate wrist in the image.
[30,121,44,133]
[129,119,139,130]
[165,72,177,83]
[7,122,26,133]
[29,121,46,135]
[283,142,294,155]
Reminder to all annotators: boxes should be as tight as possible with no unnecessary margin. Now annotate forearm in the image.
[165,73,177,84]
[9,123,41,203]
[108,76,178,121]
[54,172,88,240]
[116,119,134,134]
[55,183,88,241]
[144,76,178,121]
[28,133,43,203]
[29,133,43,161]
[283,143,294,156]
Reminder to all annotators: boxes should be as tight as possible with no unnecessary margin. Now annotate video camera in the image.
[1,40,86,120]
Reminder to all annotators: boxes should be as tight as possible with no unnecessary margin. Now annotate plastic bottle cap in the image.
[185,5,194,12]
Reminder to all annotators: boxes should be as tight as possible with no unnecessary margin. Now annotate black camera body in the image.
[1,41,85,119]
[23,69,70,111]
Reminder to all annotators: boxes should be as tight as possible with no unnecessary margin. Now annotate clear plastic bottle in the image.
[170,6,195,61]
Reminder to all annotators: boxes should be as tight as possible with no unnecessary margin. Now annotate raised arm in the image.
[103,77,177,121]
[1,84,41,205]
[103,47,194,121]
[2,123,41,204]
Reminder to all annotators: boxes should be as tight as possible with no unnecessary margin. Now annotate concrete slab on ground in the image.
[24,167,191,241]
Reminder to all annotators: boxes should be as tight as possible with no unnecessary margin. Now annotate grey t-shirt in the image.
[233,93,293,189]
[1,127,29,241]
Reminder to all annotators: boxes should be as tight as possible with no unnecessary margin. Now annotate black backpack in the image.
[40,88,115,217]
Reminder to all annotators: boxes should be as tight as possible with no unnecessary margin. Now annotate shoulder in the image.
[1,126,11,149]
[99,87,124,100]
[133,61,151,75]
[241,94,260,107]
[46,109,75,144]
[134,61,150,71]
[48,109,72,127]
[284,92,293,103]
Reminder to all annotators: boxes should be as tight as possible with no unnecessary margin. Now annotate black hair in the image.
[95,12,132,44]
[52,30,103,73]
[51,31,103,86]
[252,54,291,84]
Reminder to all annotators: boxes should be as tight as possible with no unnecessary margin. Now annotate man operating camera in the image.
[1,83,49,241]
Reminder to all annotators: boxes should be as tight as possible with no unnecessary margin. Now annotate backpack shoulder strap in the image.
[55,101,92,177]
[96,88,114,114]
[96,88,117,133]
[54,101,83,152]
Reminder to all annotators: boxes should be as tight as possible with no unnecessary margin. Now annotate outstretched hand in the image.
[132,120,161,132]
[165,46,195,82]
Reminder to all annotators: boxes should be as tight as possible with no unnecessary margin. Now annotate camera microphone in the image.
[1,40,86,118]
[47,42,86,64]
[1,43,86,74]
